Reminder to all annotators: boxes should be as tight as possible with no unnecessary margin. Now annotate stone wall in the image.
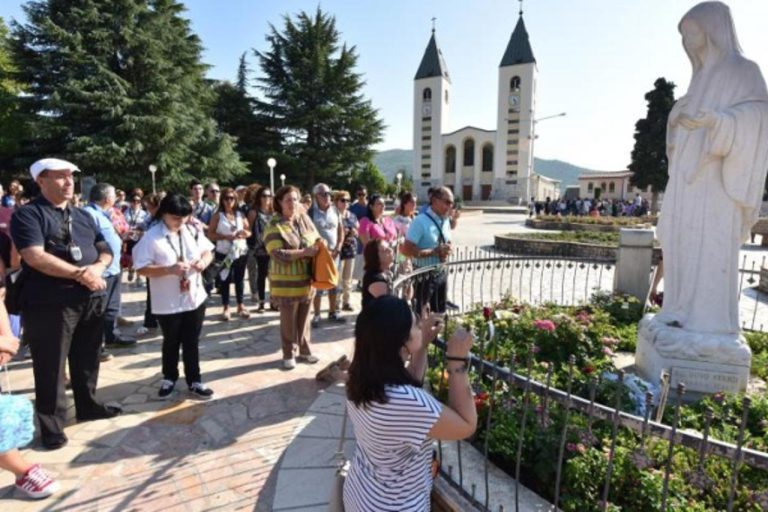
[494,234,663,264]
[525,218,651,233]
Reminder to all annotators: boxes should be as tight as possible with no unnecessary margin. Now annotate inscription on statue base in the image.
[670,366,741,394]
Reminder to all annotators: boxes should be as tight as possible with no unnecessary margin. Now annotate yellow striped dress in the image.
[263,213,320,304]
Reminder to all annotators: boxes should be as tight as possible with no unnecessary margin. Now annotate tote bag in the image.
[312,242,339,291]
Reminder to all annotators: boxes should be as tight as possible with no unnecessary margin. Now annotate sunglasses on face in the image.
[210,189,220,194]
[338,198,350,203]
[317,192,330,197]
[224,196,236,201]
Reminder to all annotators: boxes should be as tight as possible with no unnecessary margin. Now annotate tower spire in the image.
[519,0,523,16]
[431,16,436,34]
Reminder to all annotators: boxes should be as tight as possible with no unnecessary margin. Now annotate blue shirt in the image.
[84,203,122,277]
[191,200,213,225]
[406,207,451,268]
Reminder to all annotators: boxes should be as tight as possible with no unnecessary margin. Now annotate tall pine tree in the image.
[10,0,247,190]
[628,77,676,213]
[0,17,26,174]
[211,53,280,183]
[255,8,384,188]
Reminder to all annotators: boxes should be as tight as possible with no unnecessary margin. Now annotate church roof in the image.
[500,16,536,67]
[414,32,450,82]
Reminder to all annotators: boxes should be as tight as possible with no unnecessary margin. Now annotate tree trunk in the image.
[651,190,659,215]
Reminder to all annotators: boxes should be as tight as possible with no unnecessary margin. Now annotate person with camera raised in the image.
[344,296,476,511]
[10,158,121,450]
[401,186,455,313]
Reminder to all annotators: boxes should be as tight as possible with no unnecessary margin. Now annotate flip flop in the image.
[315,362,340,383]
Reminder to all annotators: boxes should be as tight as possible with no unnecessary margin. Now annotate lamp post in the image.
[396,172,403,197]
[280,173,286,187]
[267,158,277,193]
[527,112,566,202]
[148,164,158,194]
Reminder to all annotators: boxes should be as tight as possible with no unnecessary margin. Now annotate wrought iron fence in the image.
[391,252,768,511]
[739,254,768,332]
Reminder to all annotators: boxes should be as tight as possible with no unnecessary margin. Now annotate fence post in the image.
[613,228,654,300]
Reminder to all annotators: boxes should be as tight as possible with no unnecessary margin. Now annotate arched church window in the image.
[463,139,475,167]
[423,88,432,101]
[510,76,521,91]
[609,182,615,193]
[445,146,456,174]
[601,182,607,192]
[482,143,493,172]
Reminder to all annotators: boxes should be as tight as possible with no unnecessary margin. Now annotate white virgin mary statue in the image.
[655,1,768,347]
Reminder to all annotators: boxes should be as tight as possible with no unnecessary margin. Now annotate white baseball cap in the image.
[30,158,80,180]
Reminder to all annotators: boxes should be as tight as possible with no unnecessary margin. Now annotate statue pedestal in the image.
[635,314,751,396]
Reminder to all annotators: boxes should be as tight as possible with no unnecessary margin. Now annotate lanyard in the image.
[165,231,185,262]
[425,210,446,245]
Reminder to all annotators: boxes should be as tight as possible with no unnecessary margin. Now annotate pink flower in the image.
[534,319,556,332]
[601,336,619,346]
[575,311,592,324]
[602,347,615,357]
[566,442,577,452]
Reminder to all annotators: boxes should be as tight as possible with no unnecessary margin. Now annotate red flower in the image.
[582,366,595,374]
[483,307,494,321]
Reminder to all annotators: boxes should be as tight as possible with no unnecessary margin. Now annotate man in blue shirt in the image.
[84,183,137,356]
[401,186,454,312]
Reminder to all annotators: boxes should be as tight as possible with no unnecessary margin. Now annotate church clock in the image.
[508,94,520,109]
[422,104,432,116]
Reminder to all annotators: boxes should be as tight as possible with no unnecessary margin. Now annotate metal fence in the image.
[392,252,768,512]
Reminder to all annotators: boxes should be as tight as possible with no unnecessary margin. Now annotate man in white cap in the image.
[10,158,122,450]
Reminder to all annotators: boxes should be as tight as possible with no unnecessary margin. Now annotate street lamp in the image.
[280,173,286,187]
[148,164,158,194]
[267,158,277,193]
[527,112,566,202]
[396,172,403,196]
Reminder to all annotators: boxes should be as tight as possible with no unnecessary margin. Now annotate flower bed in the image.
[533,214,658,228]
[427,294,768,511]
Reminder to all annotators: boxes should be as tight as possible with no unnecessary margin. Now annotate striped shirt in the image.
[344,385,442,512]
[263,213,319,301]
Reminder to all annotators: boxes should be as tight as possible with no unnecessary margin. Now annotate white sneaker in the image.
[283,358,296,370]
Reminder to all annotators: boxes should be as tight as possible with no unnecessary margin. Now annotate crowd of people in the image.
[529,193,652,218]
[0,157,474,504]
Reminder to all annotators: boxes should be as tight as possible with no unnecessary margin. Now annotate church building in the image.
[412,11,559,203]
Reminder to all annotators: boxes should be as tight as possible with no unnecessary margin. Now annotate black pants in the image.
[413,269,447,314]
[156,302,206,385]
[216,252,248,306]
[23,296,107,440]
[249,253,270,302]
[144,279,158,328]
[102,274,122,343]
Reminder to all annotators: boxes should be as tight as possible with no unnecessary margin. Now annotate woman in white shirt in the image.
[132,193,215,400]
[208,187,251,321]
[344,297,476,511]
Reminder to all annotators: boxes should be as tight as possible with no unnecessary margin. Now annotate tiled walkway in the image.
[0,281,354,511]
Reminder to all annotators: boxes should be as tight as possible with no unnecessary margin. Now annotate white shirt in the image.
[214,210,247,254]
[132,221,214,315]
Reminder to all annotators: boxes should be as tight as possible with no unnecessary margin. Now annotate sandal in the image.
[238,308,251,320]
[315,362,340,383]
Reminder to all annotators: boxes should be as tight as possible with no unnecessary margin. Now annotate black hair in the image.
[363,239,383,272]
[346,295,421,407]
[189,178,201,189]
[366,193,384,221]
[89,182,114,203]
[154,192,193,220]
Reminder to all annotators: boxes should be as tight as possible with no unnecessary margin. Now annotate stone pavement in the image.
[0,281,354,511]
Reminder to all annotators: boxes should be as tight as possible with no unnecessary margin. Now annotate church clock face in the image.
[422,104,432,116]
[509,94,520,109]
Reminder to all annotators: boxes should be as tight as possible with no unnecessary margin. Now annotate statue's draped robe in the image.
[658,56,768,334]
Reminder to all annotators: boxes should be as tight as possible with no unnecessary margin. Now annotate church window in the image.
[609,182,615,193]
[588,182,594,192]
[445,145,456,174]
[510,76,521,91]
[601,182,607,192]
[423,88,432,101]
[482,144,493,172]
[463,138,475,166]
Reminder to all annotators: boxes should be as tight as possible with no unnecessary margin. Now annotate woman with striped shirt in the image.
[264,186,321,370]
[345,296,476,511]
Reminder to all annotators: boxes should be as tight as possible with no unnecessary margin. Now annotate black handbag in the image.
[4,267,25,315]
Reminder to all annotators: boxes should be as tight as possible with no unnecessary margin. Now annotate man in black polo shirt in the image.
[11,158,122,450]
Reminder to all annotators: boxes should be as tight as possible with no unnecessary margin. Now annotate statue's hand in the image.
[678,110,718,130]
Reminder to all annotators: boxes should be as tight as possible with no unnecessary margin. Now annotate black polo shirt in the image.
[11,195,108,306]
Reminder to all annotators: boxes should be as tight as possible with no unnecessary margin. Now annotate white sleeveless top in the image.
[215,211,246,254]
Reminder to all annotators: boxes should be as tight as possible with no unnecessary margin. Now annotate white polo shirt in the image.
[132,221,214,315]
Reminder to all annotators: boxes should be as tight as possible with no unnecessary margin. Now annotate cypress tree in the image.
[10,0,247,190]
[255,8,384,188]
[628,77,676,213]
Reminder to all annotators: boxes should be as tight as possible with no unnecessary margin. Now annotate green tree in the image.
[350,161,387,196]
[10,0,247,190]
[255,8,384,189]
[628,77,676,213]
[0,17,26,174]
[211,53,281,185]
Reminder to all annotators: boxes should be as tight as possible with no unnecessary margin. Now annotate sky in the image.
[2,0,768,171]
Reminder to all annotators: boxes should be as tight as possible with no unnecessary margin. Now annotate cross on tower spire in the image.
[518,0,524,16]
[431,16,436,33]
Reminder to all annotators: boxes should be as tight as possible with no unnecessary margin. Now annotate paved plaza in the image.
[2,212,768,511]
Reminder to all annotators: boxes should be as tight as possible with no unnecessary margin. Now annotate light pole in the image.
[280,173,286,187]
[527,112,566,202]
[396,172,403,197]
[267,158,277,193]
[148,164,158,194]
